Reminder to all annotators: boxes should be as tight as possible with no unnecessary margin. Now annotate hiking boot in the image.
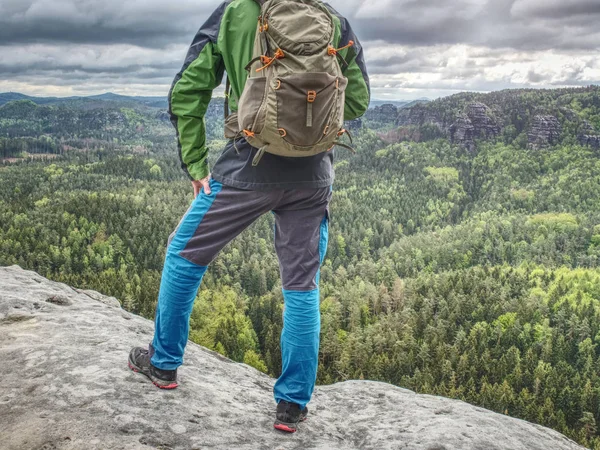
[128,347,178,390]
[273,400,308,433]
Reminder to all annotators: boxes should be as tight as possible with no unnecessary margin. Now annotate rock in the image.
[396,104,444,131]
[155,110,171,122]
[365,104,398,124]
[465,102,501,139]
[394,105,446,143]
[0,265,586,450]
[580,120,595,134]
[75,288,121,308]
[580,134,600,150]
[560,107,579,122]
[528,115,562,149]
[345,118,363,131]
[449,103,500,152]
[578,120,600,150]
[449,114,476,153]
[397,102,500,151]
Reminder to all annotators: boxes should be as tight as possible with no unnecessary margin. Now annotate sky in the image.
[0,0,599,101]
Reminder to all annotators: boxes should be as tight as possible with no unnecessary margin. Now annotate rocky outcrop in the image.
[528,115,562,149]
[580,134,600,150]
[578,121,600,150]
[447,103,500,152]
[0,266,587,450]
[449,114,476,152]
[465,102,501,139]
[396,102,500,151]
[345,118,363,131]
[156,110,171,122]
[365,104,398,125]
[396,105,444,131]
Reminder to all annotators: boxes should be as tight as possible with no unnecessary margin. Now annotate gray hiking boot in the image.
[128,347,178,390]
[274,400,308,433]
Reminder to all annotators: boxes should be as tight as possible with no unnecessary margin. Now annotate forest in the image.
[1,86,600,448]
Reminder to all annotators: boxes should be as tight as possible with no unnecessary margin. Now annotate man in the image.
[128,0,369,433]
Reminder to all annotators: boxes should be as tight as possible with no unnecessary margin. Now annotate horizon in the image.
[0,90,435,103]
[3,84,600,105]
[1,0,599,100]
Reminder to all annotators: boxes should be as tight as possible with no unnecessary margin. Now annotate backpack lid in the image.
[264,0,334,56]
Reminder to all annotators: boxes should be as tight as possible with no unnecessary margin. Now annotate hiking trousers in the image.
[151,179,331,409]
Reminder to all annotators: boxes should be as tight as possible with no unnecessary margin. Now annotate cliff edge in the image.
[0,266,587,450]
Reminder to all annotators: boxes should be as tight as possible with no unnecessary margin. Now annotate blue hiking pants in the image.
[151,179,330,409]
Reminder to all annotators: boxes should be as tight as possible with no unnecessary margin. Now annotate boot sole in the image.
[273,415,307,433]
[128,359,178,390]
[274,422,297,433]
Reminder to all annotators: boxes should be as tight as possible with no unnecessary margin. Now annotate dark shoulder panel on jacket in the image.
[323,3,370,93]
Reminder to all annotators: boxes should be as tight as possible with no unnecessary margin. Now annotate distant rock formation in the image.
[465,102,501,139]
[450,114,476,152]
[345,118,363,131]
[580,134,600,150]
[396,105,444,131]
[155,110,171,122]
[449,102,501,152]
[528,115,562,149]
[394,101,500,151]
[365,103,399,125]
[0,266,587,450]
[578,121,600,150]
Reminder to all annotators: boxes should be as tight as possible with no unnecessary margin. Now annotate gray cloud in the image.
[0,0,218,47]
[527,70,544,83]
[0,0,599,100]
[1,0,599,51]
[511,0,600,20]
[348,0,600,52]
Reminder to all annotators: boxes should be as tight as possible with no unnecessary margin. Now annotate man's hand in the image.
[192,175,212,198]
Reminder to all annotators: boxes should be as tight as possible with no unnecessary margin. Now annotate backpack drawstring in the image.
[334,129,355,153]
[328,40,354,56]
[337,128,353,144]
[232,129,256,155]
[328,40,353,69]
[256,49,285,72]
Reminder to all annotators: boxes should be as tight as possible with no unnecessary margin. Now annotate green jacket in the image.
[169,0,370,180]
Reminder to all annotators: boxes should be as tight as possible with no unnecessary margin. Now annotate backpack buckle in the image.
[307,91,317,103]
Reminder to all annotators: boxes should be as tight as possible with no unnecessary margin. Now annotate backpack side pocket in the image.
[238,77,268,134]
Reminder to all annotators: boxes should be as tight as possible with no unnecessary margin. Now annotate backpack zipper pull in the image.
[252,146,267,166]
[306,91,316,128]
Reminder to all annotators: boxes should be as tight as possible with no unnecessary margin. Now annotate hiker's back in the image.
[168,0,368,189]
[220,0,353,165]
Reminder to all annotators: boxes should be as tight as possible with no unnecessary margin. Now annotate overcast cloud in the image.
[0,0,598,100]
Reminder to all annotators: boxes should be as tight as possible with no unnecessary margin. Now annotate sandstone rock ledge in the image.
[0,266,587,450]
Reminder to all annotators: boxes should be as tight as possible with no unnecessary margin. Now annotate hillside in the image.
[0,92,168,109]
[0,266,586,450]
[0,97,225,160]
[366,86,600,152]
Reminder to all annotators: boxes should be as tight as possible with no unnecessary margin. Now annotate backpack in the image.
[225,0,354,166]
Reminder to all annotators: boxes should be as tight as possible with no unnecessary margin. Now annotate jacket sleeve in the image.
[336,17,370,121]
[168,3,227,181]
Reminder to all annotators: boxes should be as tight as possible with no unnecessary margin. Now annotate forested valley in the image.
[2,86,600,448]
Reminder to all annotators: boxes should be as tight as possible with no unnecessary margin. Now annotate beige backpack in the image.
[225,0,354,165]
